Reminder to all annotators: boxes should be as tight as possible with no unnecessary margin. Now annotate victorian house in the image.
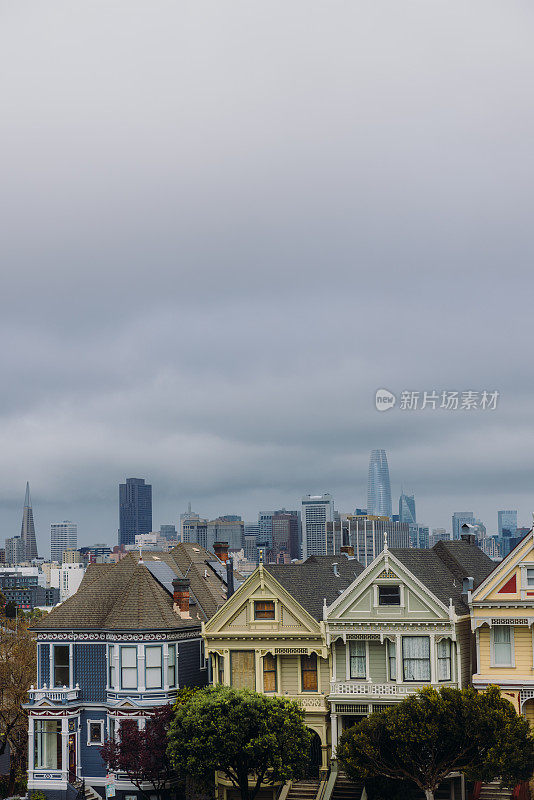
[202,555,364,799]
[324,536,494,764]
[470,528,534,724]
[26,543,233,800]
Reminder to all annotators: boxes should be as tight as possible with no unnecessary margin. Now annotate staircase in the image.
[73,779,103,800]
[478,781,514,800]
[330,770,364,800]
[285,779,321,800]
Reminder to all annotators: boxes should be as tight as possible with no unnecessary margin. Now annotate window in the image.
[120,646,138,689]
[168,645,176,688]
[437,639,452,681]
[34,720,62,769]
[263,654,277,692]
[388,641,397,681]
[349,641,366,679]
[402,637,430,681]
[108,645,116,689]
[53,645,70,687]
[527,569,534,587]
[87,720,104,746]
[378,586,401,606]
[254,601,275,619]
[109,718,116,741]
[493,626,513,666]
[301,653,318,692]
[231,651,256,690]
[145,646,162,689]
[218,653,225,685]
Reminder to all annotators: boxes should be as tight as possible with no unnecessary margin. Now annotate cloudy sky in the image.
[1,1,533,555]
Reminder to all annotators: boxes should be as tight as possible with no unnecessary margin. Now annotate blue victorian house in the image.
[26,543,234,800]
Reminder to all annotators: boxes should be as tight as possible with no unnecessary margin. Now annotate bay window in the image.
[145,646,163,689]
[402,636,430,681]
[53,645,70,688]
[34,720,62,770]
[120,646,138,689]
[437,639,452,680]
[168,645,176,688]
[349,641,366,679]
[493,626,513,666]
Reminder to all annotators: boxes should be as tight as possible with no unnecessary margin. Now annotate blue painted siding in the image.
[79,710,107,779]
[75,644,106,702]
[39,643,50,687]
[178,639,208,688]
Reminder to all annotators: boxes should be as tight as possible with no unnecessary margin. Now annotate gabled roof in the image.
[390,540,495,614]
[264,555,365,620]
[32,543,231,632]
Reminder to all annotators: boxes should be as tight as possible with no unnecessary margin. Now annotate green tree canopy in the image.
[338,685,534,800]
[167,685,313,800]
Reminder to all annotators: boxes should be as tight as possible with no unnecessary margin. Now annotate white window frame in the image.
[120,646,138,690]
[387,639,396,681]
[437,638,452,681]
[373,583,405,609]
[52,643,72,689]
[346,640,368,680]
[145,646,163,690]
[87,719,104,747]
[490,625,515,668]
[167,644,177,688]
[108,644,116,690]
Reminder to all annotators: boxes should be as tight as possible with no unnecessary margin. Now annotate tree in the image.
[0,613,36,795]
[100,704,176,800]
[338,685,534,800]
[167,685,313,800]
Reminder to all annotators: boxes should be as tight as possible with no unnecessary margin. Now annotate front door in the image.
[68,734,76,783]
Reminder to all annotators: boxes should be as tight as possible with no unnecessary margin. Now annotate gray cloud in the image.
[1,0,533,554]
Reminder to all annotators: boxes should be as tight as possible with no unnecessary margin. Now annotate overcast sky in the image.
[1,1,533,556]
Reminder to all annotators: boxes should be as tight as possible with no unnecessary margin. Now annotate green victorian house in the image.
[202,555,364,799]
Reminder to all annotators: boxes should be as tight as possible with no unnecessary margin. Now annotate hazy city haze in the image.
[1,1,533,552]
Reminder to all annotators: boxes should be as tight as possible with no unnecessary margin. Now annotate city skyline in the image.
[1,3,534,556]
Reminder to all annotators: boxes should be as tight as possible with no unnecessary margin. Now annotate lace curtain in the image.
[402,636,430,681]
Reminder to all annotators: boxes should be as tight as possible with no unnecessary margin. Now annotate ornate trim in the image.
[35,630,200,642]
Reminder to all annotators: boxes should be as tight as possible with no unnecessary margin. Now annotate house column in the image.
[430,634,436,684]
[28,717,35,777]
[255,651,262,692]
[331,642,337,682]
[395,635,402,683]
[138,644,146,691]
[61,717,69,782]
[331,713,338,758]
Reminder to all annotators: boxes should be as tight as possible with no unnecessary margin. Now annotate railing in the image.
[28,684,80,703]
[329,681,458,697]
[286,695,329,710]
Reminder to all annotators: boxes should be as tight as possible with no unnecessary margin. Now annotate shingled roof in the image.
[390,540,495,614]
[265,555,365,620]
[33,543,232,632]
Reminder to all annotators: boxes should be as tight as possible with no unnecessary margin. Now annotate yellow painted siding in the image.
[478,626,534,678]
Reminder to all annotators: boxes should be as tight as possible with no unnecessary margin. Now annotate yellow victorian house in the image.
[470,527,534,724]
[202,555,364,800]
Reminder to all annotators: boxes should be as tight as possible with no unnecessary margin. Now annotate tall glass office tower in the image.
[367,450,392,518]
[399,492,416,525]
[119,478,152,547]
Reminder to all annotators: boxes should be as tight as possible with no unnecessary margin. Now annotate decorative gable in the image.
[377,568,398,579]
[472,532,534,604]
[498,574,517,594]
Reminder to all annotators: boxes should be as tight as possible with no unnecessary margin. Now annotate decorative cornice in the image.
[35,630,200,642]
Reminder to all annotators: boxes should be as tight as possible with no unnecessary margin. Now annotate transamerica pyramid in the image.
[21,482,38,560]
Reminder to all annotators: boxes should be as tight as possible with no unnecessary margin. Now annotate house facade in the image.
[26,544,232,800]
[202,556,364,799]
[470,528,534,724]
[325,537,494,754]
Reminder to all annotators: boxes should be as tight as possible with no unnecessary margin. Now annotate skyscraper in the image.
[367,450,392,518]
[118,478,152,547]
[498,510,518,537]
[21,482,38,561]
[399,492,416,525]
[301,494,334,558]
[452,512,475,540]
[50,521,78,562]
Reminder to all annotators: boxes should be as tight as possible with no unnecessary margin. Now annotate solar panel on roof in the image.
[145,561,179,596]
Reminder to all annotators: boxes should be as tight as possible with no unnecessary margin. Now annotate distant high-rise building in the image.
[180,503,200,540]
[498,510,518,538]
[5,536,25,565]
[399,493,416,525]
[452,512,475,540]
[21,482,38,561]
[327,515,410,566]
[181,518,208,548]
[301,494,334,558]
[50,521,78,562]
[430,528,450,547]
[258,513,273,548]
[271,510,300,561]
[118,478,152,547]
[244,523,260,538]
[367,450,392,517]
[207,517,244,553]
[159,524,177,541]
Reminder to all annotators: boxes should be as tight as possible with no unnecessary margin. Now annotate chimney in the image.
[341,545,354,557]
[226,557,235,599]
[173,577,191,618]
[213,541,229,563]
[332,562,340,577]
[461,524,476,544]
[462,576,474,596]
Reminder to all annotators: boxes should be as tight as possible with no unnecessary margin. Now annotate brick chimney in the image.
[213,541,229,563]
[341,545,354,557]
[172,577,191,618]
